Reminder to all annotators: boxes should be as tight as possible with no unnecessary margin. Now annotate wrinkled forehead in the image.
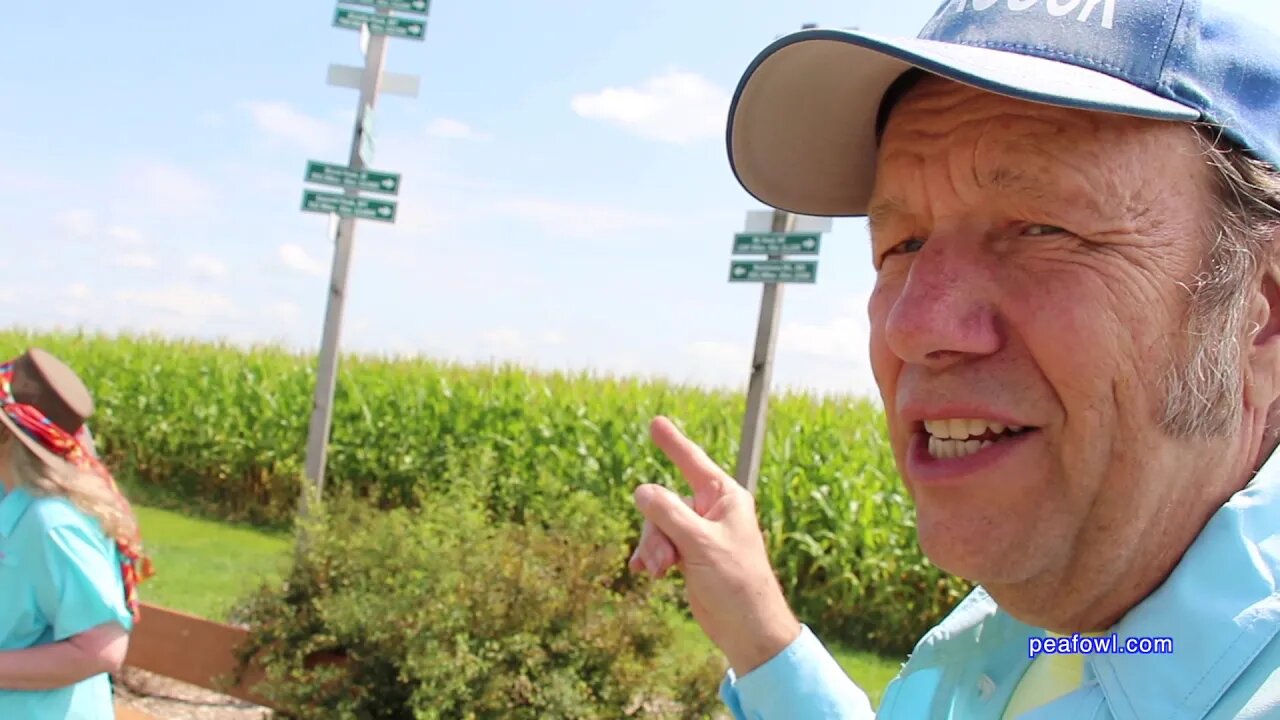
[877,71,1097,141]
[870,75,1216,228]
[877,72,1202,170]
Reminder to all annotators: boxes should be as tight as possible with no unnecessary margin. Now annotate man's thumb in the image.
[634,483,704,547]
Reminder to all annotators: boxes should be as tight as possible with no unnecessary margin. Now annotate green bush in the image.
[0,329,971,656]
[229,487,726,719]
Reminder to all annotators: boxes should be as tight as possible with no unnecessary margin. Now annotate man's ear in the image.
[1246,265,1280,410]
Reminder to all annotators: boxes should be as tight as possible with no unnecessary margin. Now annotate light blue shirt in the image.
[720,452,1280,719]
[0,486,134,719]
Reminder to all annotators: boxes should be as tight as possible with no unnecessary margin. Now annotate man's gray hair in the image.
[1162,127,1280,437]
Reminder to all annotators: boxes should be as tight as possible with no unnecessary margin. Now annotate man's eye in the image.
[889,237,926,255]
[875,236,925,269]
[1023,224,1067,237]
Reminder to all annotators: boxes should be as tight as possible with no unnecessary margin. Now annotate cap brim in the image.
[727,28,1201,217]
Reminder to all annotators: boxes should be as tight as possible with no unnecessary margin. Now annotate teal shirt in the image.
[720,452,1280,719]
[0,486,134,719]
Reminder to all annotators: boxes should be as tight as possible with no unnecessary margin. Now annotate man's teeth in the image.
[922,418,1022,439]
[923,418,1025,459]
[928,436,993,459]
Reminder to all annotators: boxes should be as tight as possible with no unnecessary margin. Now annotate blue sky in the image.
[7,1,1274,400]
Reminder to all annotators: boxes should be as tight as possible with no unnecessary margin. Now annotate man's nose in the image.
[882,236,1002,369]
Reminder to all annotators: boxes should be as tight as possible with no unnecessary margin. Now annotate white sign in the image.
[743,210,834,234]
[326,64,421,98]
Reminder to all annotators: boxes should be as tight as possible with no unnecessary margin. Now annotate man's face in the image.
[866,76,1246,618]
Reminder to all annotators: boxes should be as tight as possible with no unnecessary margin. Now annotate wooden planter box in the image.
[113,602,343,719]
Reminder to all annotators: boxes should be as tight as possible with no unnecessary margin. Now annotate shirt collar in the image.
[0,486,35,538]
[900,451,1280,719]
[1092,451,1280,720]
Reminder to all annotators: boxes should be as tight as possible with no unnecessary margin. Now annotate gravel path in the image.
[112,668,732,719]
[113,668,271,720]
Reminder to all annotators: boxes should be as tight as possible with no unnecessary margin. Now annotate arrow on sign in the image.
[732,231,822,256]
[728,260,819,284]
[303,160,400,196]
[300,191,398,223]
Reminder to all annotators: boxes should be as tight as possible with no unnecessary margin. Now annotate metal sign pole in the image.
[730,22,824,495]
[734,209,795,493]
[298,1,419,515]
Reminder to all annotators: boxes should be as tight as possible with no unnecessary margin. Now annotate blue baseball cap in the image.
[727,0,1280,217]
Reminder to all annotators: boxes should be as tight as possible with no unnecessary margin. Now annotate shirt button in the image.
[977,674,997,700]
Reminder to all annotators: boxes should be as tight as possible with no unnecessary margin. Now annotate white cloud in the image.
[56,209,96,238]
[242,101,344,155]
[571,69,730,144]
[119,162,217,219]
[773,294,880,399]
[682,340,750,389]
[586,350,651,381]
[267,301,300,324]
[477,328,525,355]
[779,294,870,361]
[115,283,239,320]
[674,296,881,398]
[464,328,570,359]
[114,252,159,270]
[188,253,228,280]
[424,117,489,141]
[278,243,328,278]
[496,196,667,238]
[342,317,374,348]
[687,339,746,366]
[108,225,145,245]
[57,283,93,321]
[392,201,447,238]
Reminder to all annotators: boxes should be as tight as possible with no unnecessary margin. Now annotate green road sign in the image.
[728,260,818,284]
[333,8,426,40]
[305,161,400,195]
[301,190,398,223]
[338,0,430,15]
[733,231,821,256]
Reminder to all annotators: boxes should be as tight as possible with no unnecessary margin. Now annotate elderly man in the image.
[629,1,1280,718]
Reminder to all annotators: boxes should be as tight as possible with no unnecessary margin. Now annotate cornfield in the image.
[0,328,970,656]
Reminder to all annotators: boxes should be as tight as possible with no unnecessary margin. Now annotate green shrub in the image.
[229,487,726,719]
[0,329,972,656]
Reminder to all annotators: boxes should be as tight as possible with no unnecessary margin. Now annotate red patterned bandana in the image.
[0,360,154,623]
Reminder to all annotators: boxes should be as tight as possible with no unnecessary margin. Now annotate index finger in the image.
[649,416,730,508]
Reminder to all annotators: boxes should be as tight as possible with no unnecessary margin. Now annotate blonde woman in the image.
[0,348,152,718]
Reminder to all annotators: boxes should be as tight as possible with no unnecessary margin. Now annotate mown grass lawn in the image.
[134,505,291,622]
[134,504,904,708]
